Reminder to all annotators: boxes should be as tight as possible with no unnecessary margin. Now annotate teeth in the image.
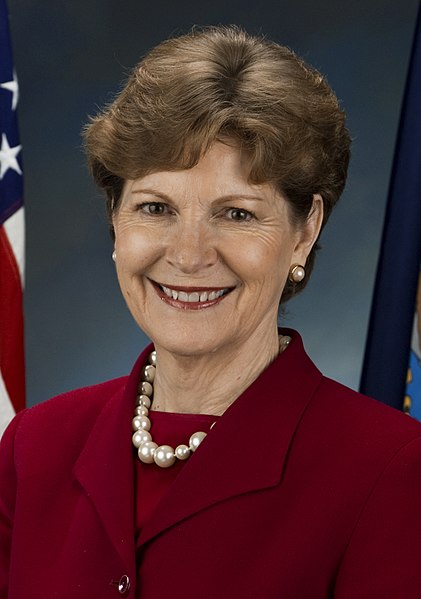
[161,285,173,298]
[160,284,229,303]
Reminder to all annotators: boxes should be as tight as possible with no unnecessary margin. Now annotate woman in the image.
[1,26,421,599]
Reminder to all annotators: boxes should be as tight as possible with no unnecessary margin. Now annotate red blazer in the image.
[2,330,421,598]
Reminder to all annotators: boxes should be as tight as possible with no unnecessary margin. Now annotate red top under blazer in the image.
[1,330,421,599]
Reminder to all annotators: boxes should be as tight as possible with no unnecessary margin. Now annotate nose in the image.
[165,222,218,274]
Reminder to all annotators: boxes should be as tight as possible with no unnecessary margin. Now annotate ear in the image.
[291,194,324,266]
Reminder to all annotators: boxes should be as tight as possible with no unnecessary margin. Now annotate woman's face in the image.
[113,142,322,357]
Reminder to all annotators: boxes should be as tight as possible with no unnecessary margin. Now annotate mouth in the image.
[149,279,234,310]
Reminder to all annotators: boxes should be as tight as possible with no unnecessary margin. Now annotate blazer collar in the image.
[138,329,323,546]
[73,351,147,572]
[74,330,323,556]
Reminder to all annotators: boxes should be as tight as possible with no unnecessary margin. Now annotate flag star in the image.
[0,70,19,110]
[0,133,22,179]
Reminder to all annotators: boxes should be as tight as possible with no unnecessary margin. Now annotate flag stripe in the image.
[0,225,25,412]
[0,370,15,435]
[3,205,24,285]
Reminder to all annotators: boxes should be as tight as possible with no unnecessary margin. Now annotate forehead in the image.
[123,141,279,202]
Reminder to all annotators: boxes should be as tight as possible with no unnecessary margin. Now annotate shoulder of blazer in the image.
[318,375,421,430]
[305,374,421,463]
[5,376,128,476]
[21,375,128,427]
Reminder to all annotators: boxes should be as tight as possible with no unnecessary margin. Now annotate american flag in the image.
[0,0,25,435]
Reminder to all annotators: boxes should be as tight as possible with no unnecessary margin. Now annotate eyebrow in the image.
[131,188,172,201]
[130,188,268,203]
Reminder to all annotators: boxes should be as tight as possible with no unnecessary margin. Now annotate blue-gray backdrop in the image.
[8,0,419,407]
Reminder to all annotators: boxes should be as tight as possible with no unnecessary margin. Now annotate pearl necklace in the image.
[132,335,292,468]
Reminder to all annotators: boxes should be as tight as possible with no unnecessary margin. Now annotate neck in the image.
[150,326,281,416]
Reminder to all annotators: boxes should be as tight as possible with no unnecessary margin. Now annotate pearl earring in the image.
[289,264,305,283]
[112,250,116,262]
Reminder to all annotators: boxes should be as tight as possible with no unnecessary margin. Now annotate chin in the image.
[150,328,227,358]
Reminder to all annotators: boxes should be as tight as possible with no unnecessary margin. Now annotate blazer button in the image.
[110,575,131,596]
[118,575,131,596]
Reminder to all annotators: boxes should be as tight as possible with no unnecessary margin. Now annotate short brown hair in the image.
[84,25,351,302]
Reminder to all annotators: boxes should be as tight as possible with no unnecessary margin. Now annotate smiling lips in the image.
[151,280,233,309]
[161,284,229,303]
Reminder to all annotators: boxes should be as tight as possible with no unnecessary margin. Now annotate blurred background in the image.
[7,0,419,407]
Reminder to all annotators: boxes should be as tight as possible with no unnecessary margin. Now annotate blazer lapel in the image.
[138,330,323,546]
[73,351,148,571]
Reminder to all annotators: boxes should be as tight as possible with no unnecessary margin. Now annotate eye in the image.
[138,202,169,215]
[226,207,254,222]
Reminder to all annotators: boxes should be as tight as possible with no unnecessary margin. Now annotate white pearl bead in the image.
[291,265,305,282]
[149,351,157,366]
[175,444,191,460]
[134,405,149,416]
[154,445,176,468]
[138,441,158,464]
[132,416,142,431]
[279,335,291,352]
[136,394,151,409]
[138,416,151,431]
[140,381,153,397]
[142,365,156,382]
[189,431,207,452]
[132,430,152,448]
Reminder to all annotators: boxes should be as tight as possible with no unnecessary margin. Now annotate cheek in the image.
[227,233,294,283]
[115,227,159,272]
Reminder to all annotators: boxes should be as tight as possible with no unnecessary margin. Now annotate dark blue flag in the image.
[360,5,421,412]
